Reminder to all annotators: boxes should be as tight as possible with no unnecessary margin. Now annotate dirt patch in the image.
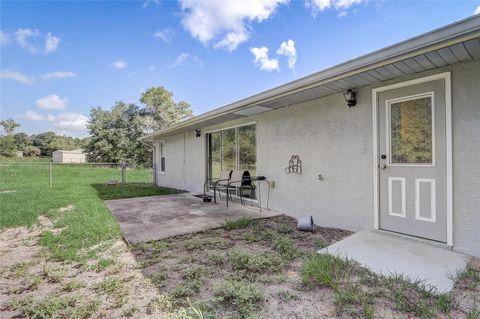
[1,214,479,318]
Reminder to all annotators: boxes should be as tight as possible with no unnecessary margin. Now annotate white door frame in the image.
[371,72,453,246]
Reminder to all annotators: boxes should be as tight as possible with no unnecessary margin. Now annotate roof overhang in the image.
[141,15,480,141]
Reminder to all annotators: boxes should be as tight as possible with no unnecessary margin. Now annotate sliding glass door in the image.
[207,124,256,180]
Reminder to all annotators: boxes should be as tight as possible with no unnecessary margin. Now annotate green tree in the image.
[140,86,193,132]
[14,133,32,151]
[0,118,20,157]
[23,145,41,157]
[87,102,152,165]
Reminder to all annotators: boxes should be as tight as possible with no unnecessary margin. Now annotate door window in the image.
[389,94,433,165]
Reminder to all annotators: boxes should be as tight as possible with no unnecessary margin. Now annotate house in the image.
[141,16,480,258]
[52,149,86,163]
[15,151,23,158]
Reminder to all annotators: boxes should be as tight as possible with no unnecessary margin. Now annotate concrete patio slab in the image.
[105,193,281,244]
[320,230,468,292]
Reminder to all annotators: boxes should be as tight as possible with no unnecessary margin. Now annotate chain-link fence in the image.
[0,161,153,190]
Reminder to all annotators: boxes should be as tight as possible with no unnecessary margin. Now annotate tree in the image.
[23,145,41,157]
[0,118,20,157]
[140,86,193,132]
[14,133,32,151]
[87,102,152,165]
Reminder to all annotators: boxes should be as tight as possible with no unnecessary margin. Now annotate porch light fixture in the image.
[195,129,201,138]
[343,89,357,107]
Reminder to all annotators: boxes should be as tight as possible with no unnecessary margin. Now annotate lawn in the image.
[0,161,175,261]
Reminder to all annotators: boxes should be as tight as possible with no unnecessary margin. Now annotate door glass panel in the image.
[222,128,236,171]
[209,132,221,179]
[390,96,433,164]
[238,125,256,176]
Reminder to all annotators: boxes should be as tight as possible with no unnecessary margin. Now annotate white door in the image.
[378,79,447,242]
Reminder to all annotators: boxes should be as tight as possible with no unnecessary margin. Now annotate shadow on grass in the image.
[92,182,183,200]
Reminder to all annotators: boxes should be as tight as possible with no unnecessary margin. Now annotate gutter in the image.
[140,15,480,141]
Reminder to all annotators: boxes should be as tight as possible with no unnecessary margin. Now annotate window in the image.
[207,124,256,180]
[389,95,433,164]
[160,142,166,172]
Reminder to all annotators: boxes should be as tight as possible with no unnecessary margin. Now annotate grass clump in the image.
[94,276,128,308]
[272,236,298,260]
[61,280,86,292]
[229,249,283,274]
[301,253,351,289]
[223,217,253,230]
[170,266,209,299]
[11,294,99,319]
[95,258,115,272]
[214,280,264,317]
[149,272,168,287]
[206,251,226,266]
[183,237,232,251]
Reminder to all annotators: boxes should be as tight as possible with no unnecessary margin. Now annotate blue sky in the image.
[1,0,479,137]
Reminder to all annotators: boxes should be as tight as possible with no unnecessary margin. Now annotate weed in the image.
[148,295,175,314]
[94,276,128,308]
[467,308,480,319]
[223,217,253,230]
[272,236,298,260]
[149,272,168,287]
[277,290,299,301]
[214,280,264,317]
[123,305,140,317]
[455,266,480,289]
[61,280,86,292]
[301,253,351,289]
[170,266,209,299]
[40,264,65,283]
[314,238,328,249]
[229,249,283,274]
[435,293,454,313]
[95,258,115,272]
[184,237,232,251]
[277,222,292,234]
[334,281,374,319]
[11,294,99,319]
[206,251,226,266]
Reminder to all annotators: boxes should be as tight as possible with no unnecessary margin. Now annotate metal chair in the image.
[226,170,256,207]
[203,170,232,204]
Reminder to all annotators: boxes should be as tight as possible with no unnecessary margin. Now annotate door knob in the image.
[381,154,387,160]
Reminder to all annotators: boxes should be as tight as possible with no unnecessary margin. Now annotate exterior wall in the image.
[154,59,480,257]
[52,152,86,163]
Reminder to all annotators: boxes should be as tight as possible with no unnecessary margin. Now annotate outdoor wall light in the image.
[195,129,201,138]
[343,89,357,107]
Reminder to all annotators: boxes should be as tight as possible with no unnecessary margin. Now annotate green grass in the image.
[0,162,174,262]
[223,217,253,230]
[93,182,177,200]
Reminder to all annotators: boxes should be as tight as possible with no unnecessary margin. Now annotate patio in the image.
[105,193,281,244]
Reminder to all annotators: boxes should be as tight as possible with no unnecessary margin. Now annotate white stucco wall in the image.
[154,59,480,257]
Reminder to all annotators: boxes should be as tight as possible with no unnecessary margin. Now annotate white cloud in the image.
[168,53,190,68]
[306,0,363,14]
[0,70,34,84]
[41,71,77,80]
[110,60,127,69]
[15,28,40,53]
[36,94,68,110]
[277,39,297,69]
[250,47,279,72]
[193,55,204,68]
[19,110,44,121]
[179,0,288,51]
[45,32,61,53]
[143,0,160,8]
[154,28,175,42]
[0,31,11,46]
[47,112,89,132]
[474,6,480,15]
